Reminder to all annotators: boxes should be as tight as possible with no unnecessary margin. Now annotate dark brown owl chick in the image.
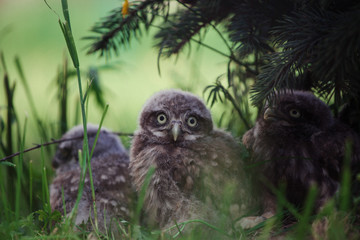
[130,89,248,231]
[50,124,134,233]
[243,90,360,221]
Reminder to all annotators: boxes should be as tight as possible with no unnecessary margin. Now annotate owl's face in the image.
[138,90,213,144]
[261,90,334,137]
[53,124,126,169]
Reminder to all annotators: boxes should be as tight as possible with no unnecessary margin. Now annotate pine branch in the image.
[228,0,283,57]
[155,8,210,57]
[251,6,360,106]
[250,53,298,106]
[176,0,233,54]
[155,0,235,58]
[86,0,166,57]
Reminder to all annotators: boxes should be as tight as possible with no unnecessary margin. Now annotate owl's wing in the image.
[171,129,243,194]
[188,129,247,219]
[309,121,360,207]
[242,127,256,150]
[89,155,134,221]
[50,154,133,226]
[311,122,360,181]
[50,167,84,215]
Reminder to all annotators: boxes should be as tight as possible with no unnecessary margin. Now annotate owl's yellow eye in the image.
[187,116,197,127]
[289,109,301,118]
[157,113,167,124]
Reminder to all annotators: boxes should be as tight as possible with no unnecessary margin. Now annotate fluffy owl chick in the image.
[130,89,247,230]
[243,90,360,220]
[50,124,134,233]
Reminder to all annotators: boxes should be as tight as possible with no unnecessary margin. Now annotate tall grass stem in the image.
[15,117,27,220]
[29,160,33,212]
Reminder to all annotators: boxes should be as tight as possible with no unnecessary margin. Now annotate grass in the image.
[0,1,359,239]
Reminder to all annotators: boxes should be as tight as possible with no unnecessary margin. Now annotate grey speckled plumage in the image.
[243,90,360,217]
[130,89,247,230]
[50,124,134,232]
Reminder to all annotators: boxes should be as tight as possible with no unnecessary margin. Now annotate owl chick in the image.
[242,90,360,221]
[130,89,248,231]
[50,124,134,233]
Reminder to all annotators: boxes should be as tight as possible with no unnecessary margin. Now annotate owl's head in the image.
[52,124,127,169]
[138,89,213,143]
[262,90,334,136]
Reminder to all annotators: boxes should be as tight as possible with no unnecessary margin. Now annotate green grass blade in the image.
[29,160,33,212]
[0,161,16,167]
[164,219,232,238]
[256,215,279,240]
[0,51,8,72]
[273,184,301,220]
[0,165,10,221]
[14,56,27,85]
[56,0,79,68]
[61,187,66,216]
[74,102,80,126]
[40,145,50,209]
[294,185,318,240]
[58,20,79,68]
[15,117,27,220]
[61,0,71,31]
[54,1,91,229]
[14,56,38,119]
[135,166,155,224]
[340,140,352,211]
[58,55,69,135]
[172,220,185,238]
[86,104,109,230]
[116,220,129,238]
[67,150,86,225]
[89,104,109,160]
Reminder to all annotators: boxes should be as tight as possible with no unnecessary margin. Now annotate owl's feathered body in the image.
[50,124,134,232]
[243,90,360,213]
[130,90,246,229]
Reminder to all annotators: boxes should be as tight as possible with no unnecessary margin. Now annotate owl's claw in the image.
[237,210,275,229]
[237,216,267,229]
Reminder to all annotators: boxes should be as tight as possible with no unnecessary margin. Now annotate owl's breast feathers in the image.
[131,130,242,186]
[130,129,245,226]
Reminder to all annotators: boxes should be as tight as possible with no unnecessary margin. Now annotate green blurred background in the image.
[0,0,232,146]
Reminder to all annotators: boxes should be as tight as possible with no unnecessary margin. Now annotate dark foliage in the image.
[87,0,360,133]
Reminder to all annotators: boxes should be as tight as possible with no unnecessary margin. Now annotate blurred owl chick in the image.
[130,89,249,231]
[50,124,134,233]
[242,90,360,222]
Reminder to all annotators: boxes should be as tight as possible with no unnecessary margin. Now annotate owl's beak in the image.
[171,122,181,141]
[264,108,277,121]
